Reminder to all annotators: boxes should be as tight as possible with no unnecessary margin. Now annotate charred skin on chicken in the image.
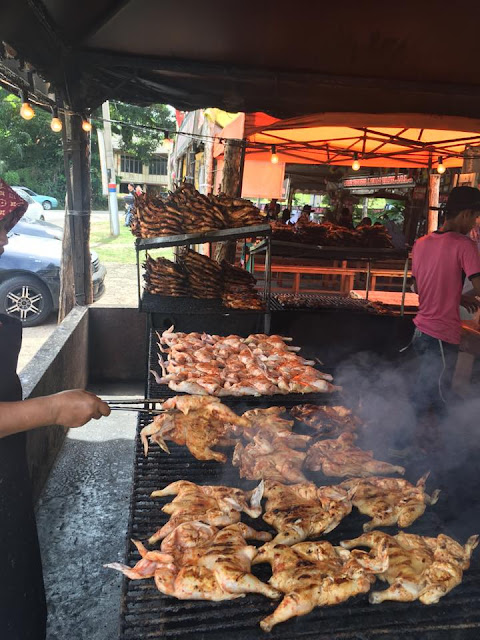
[341,530,478,605]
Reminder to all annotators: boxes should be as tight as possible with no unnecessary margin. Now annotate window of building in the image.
[149,155,168,176]
[120,155,142,174]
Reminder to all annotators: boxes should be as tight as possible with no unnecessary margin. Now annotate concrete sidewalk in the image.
[36,382,141,640]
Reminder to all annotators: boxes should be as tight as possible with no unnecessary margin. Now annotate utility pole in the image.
[101,101,120,237]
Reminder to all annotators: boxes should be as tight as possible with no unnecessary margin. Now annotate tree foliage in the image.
[99,101,176,164]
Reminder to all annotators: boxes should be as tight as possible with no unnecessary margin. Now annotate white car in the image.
[11,187,46,221]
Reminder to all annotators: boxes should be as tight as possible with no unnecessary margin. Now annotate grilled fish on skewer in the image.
[253,539,388,631]
[339,474,440,531]
[341,531,478,605]
[261,481,352,545]
[148,480,264,543]
[305,432,405,477]
[106,523,279,601]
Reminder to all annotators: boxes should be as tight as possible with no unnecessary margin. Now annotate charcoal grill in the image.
[118,328,480,639]
[119,410,480,640]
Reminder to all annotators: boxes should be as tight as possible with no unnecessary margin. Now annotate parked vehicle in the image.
[11,187,46,221]
[0,218,106,326]
[13,186,59,210]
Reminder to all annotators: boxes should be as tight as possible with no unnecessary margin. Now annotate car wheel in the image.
[42,200,52,210]
[0,275,53,327]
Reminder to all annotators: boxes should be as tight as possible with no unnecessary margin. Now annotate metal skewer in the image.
[108,406,165,415]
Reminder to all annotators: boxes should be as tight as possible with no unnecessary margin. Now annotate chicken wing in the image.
[262,480,352,545]
[147,480,264,543]
[341,530,478,605]
[340,474,440,531]
[305,432,405,477]
[253,539,388,631]
[106,522,280,602]
[233,435,307,484]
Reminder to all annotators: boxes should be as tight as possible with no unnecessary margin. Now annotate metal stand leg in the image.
[400,255,409,317]
[264,235,272,333]
[365,260,371,301]
[136,247,142,310]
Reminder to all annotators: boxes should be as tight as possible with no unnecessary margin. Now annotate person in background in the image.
[0,179,111,639]
[298,204,312,223]
[124,183,135,227]
[357,216,372,228]
[338,207,354,229]
[135,185,143,196]
[469,214,480,250]
[409,186,480,424]
[281,208,291,224]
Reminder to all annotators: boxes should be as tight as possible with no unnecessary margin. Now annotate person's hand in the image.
[461,294,480,314]
[50,390,111,428]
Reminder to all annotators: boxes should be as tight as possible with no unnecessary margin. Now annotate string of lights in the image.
[1,76,475,172]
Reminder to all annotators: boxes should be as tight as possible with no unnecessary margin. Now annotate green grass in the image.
[90,221,173,264]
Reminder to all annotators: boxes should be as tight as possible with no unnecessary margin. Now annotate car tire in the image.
[0,275,53,327]
[42,200,52,210]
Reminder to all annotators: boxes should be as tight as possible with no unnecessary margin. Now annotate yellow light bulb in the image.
[164,138,174,152]
[82,119,92,132]
[51,117,63,132]
[271,153,279,164]
[437,163,446,174]
[20,102,35,120]
[352,159,360,171]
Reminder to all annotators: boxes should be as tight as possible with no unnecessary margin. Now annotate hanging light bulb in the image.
[352,152,360,171]
[270,145,279,164]
[20,90,35,120]
[437,156,446,174]
[81,116,92,132]
[163,130,174,152]
[50,107,62,132]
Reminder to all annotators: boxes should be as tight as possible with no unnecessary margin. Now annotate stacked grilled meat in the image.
[142,251,264,308]
[221,260,264,310]
[270,219,395,248]
[131,182,264,238]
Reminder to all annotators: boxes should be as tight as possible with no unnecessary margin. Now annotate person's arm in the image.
[460,240,480,313]
[0,389,110,439]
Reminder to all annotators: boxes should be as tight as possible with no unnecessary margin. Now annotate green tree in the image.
[98,101,176,164]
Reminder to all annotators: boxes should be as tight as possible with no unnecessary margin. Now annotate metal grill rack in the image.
[273,293,374,312]
[119,412,480,640]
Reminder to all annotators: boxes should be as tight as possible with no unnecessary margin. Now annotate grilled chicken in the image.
[290,404,359,437]
[233,435,307,484]
[262,481,352,545]
[147,480,264,543]
[340,474,440,531]
[341,531,478,605]
[305,432,405,477]
[106,522,280,601]
[253,539,388,631]
[154,327,337,396]
[140,396,247,462]
[236,406,311,448]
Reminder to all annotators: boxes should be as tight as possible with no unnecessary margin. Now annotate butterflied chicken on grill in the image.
[233,434,308,484]
[140,396,247,462]
[341,531,478,605]
[154,327,337,396]
[290,404,359,437]
[253,539,388,631]
[261,480,352,545]
[305,432,405,477]
[106,522,280,602]
[339,474,440,531]
[234,406,311,449]
[147,480,264,543]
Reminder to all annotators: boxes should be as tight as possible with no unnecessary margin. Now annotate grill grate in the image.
[273,293,374,312]
[119,413,480,640]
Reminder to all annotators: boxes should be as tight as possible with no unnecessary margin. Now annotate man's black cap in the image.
[445,186,480,214]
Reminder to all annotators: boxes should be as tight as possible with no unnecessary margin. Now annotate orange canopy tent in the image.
[216,112,480,170]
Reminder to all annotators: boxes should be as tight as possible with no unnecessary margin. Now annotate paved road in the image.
[46,210,111,226]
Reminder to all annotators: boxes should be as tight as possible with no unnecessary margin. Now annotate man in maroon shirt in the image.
[410,186,480,419]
